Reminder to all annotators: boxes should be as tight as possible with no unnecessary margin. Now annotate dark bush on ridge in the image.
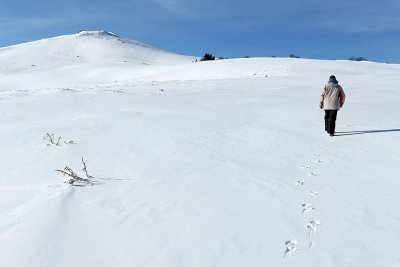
[289,54,300,58]
[201,53,215,61]
[348,57,368,61]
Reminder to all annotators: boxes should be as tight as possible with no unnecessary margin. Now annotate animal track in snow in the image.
[314,153,320,157]
[308,191,318,198]
[301,203,315,214]
[296,180,305,186]
[316,159,323,163]
[300,165,311,169]
[308,172,317,177]
[284,240,298,258]
[307,220,321,236]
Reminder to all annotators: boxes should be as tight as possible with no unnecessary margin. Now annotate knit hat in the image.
[328,75,338,84]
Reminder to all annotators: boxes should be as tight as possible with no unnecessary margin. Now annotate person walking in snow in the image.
[319,75,346,136]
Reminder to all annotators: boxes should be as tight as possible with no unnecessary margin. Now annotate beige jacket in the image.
[320,84,345,110]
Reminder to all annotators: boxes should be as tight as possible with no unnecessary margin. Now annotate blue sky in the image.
[1,0,399,63]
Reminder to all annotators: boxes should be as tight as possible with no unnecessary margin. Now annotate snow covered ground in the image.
[1,31,400,267]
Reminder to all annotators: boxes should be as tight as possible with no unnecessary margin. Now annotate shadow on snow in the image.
[335,129,400,136]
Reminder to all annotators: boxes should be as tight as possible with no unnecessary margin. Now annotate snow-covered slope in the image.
[0,30,190,68]
[0,33,400,267]
[0,30,193,90]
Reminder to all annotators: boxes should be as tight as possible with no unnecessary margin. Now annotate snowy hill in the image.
[0,30,191,67]
[0,32,400,267]
[0,30,193,90]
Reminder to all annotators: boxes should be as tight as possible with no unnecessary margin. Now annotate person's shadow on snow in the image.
[335,129,400,136]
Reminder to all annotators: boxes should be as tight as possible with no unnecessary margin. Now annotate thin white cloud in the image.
[1,17,62,29]
[317,15,400,33]
[0,17,67,39]
[147,0,238,18]
[153,0,186,13]
[304,0,400,33]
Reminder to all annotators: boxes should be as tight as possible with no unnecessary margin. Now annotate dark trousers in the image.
[324,110,338,135]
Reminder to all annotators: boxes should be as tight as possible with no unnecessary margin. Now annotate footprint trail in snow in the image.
[308,191,318,198]
[301,203,315,214]
[286,143,327,259]
[307,220,321,236]
[283,240,299,259]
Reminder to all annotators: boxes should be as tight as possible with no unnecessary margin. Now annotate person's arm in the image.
[319,85,326,109]
[339,87,345,107]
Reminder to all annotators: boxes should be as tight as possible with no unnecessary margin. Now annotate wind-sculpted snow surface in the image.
[1,33,400,267]
[0,31,193,90]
